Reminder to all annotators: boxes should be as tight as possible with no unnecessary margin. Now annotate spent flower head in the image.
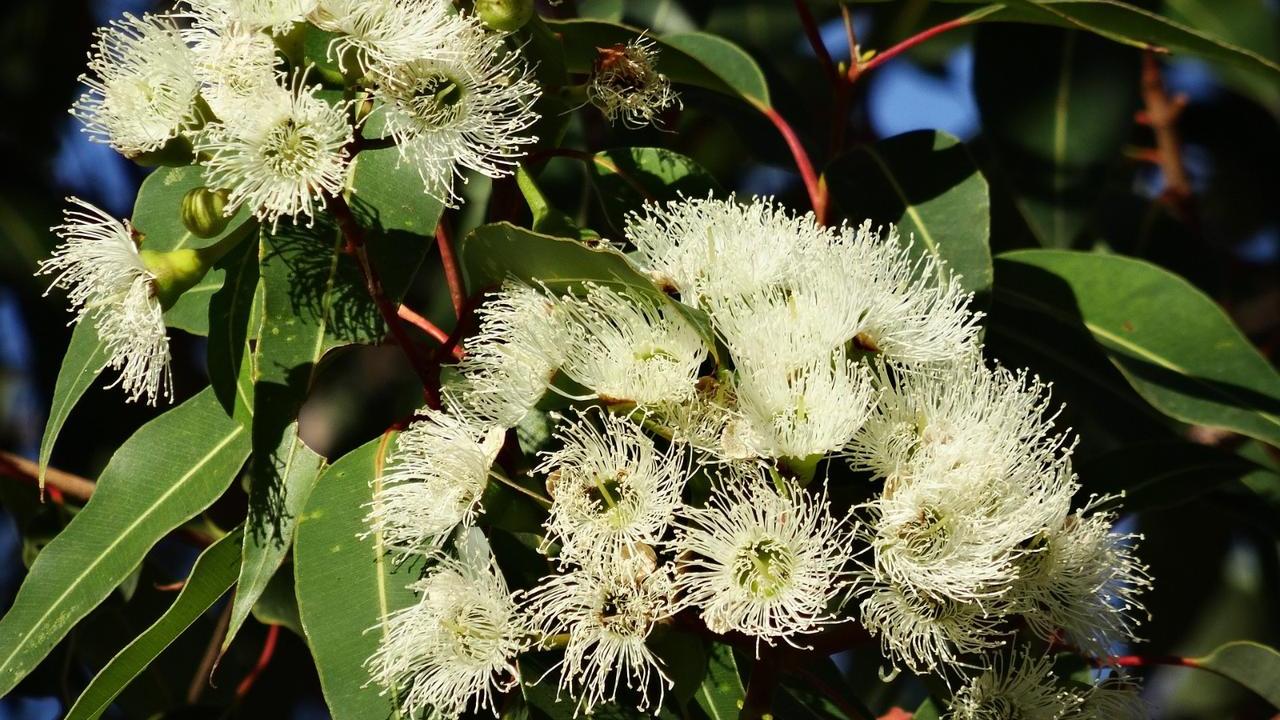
[587,39,681,129]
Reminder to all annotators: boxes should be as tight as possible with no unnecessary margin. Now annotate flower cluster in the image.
[46,0,542,402]
[368,196,1151,717]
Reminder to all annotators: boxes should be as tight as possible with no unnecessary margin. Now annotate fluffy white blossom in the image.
[674,472,854,643]
[310,0,455,74]
[1013,502,1151,658]
[181,6,283,117]
[39,198,170,404]
[368,532,526,719]
[372,14,540,204]
[448,282,567,428]
[857,584,1008,674]
[72,13,199,157]
[190,0,315,33]
[948,649,1081,720]
[367,409,504,555]
[732,349,875,461]
[587,39,681,128]
[1074,678,1148,719]
[538,409,685,565]
[559,284,709,406]
[194,72,352,228]
[833,221,980,365]
[623,195,831,302]
[524,557,676,714]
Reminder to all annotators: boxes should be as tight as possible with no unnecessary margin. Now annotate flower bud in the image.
[180,187,232,238]
[474,0,534,32]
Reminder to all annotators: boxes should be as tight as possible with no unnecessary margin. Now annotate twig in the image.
[794,0,839,85]
[754,101,826,224]
[1105,654,1197,669]
[187,601,233,705]
[829,3,859,155]
[330,194,442,409]
[396,303,464,360]
[0,451,96,503]
[847,14,978,82]
[234,624,281,701]
[1139,50,1196,226]
[435,218,466,318]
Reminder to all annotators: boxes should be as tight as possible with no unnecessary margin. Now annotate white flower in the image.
[194,72,352,228]
[732,349,875,461]
[587,38,681,128]
[948,649,1081,720]
[372,14,540,204]
[189,0,315,33]
[1073,678,1147,719]
[833,221,979,365]
[624,195,831,303]
[674,472,854,643]
[367,409,504,555]
[181,6,284,117]
[448,282,567,428]
[368,531,526,719]
[559,284,709,406]
[524,557,676,714]
[646,375,746,459]
[1013,502,1151,658]
[39,198,170,405]
[856,584,1008,674]
[310,0,455,74]
[71,12,199,157]
[538,409,685,565]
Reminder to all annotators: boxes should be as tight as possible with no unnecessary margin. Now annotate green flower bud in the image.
[181,187,232,238]
[475,0,534,32]
[139,247,210,308]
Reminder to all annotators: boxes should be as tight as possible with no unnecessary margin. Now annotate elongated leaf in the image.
[1191,641,1280,709]
[1076,443,1270,511]
[994,250,1280,446]
[974,24,1138,248]
[295,435,418,720]
[587,147,720,234]
[349,146,444,237]
[1164,0,1280,112]
[826,130,993,294]
[695,642,743,720]
[206,236,260,424]
[0,387,251,695]
[133,165,254,335]
[251,563,305,638]
[37,319,107,488]
[64,528,243,720]
[548,19,770,106]
[225,425,325,654]
[460,222,717,359]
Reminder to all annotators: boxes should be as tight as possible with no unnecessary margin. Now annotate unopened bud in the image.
[475,0,534,32]
[181,187,232,238]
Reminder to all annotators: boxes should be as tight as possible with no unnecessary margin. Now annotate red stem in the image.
[234,625,280,700]
[397,304,464,360]
[435,218,466,318]
[1108,654,1197,669]
[793,0,839,85]
[849,15,975,80]
[330,194,442,409]
[756,103,826,224]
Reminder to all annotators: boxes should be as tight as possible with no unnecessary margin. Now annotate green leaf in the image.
[994,250,1280,446]
[587,147,720,234]
[132,165,255,335]
[460,222,717,360]
[1163,0,1280,113]
[37,319,108,489]
[1191,641,1280,709]
[0,387,251,695]
[826,130,993,294]
[695,642,743,720]
[973,24,1138,248]
[1076,443,1271,511]
[349,146,444,237]
[206,236,260,425]
[982,0,1280,82]
[547,20,770,106]
[251,562,305,638]
[913,697,943,720]
[64,528,243,720]
[225,424,325,654]
[650,632,707,707]
[295,435,418,720]
[516,165,594,240]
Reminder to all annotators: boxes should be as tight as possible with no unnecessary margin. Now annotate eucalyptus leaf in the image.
[587,147,720,234]
[0,388,251,696]
[37,319,107,489]
[1192,641,1280,709]
[694,642,743,720]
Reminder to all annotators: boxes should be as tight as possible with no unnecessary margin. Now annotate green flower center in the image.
[732,537,795,598]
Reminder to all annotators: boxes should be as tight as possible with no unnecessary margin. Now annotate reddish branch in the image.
[848,15,976,82]
[793,0,839,85]
[756,102,827,224]
[435,218,466,318]
[1138,51,1196,225]
[396,304,462,359]
[0,451,96,503]
[235,624,281,700]
[330,194,442,409]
